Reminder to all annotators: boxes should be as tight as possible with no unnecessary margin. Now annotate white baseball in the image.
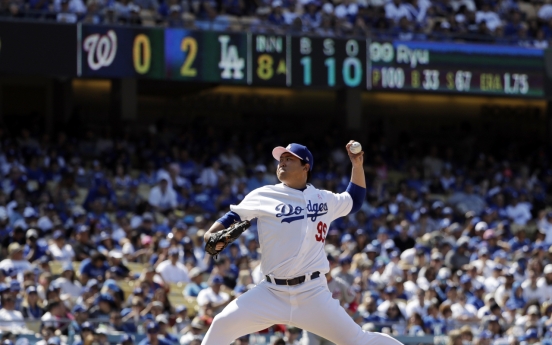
[350,142,362,154]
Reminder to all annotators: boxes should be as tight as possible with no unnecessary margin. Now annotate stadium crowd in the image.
[0,124,550,345]
[1,0,552,46]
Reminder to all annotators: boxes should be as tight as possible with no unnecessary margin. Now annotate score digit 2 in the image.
[180,37,197,77]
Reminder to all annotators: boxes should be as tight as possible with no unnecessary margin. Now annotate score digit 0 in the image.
[343,40,362,87]
[133,34,151,74]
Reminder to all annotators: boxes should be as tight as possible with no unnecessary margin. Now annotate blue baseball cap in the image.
[77,225,89,234]
[26,286,37,294]
[212,275,224,285]
[341,234,353,243]
[52,230,64,240]
[479,330,492,339]
[146,322,160,333]
[176,305,187,313]
[460,275,471,284]
[98,293,114,303]
[272,143,314,171]
[523,329,538,340]
[384,286,396,294]
[81,321,94,331]
[339,257,352,265]
[10,280,21,291]
[46,337,60,345]
[72,304,86,313]
[99,232,111,241]
[62,262,74,272]
[119,334,133,343]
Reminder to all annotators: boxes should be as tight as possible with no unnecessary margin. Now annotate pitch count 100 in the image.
[371,67,530,95]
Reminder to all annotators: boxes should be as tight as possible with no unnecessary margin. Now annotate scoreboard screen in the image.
[291,36,367,89]
[250,34,288,86]
[73,23,546,98]
[369,41,544,97]
[165,30,248,84]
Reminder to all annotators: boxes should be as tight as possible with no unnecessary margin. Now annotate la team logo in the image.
[83,30,117,71]
[218,35,244,80]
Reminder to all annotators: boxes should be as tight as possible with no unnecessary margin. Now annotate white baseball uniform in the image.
[202,183,404,345]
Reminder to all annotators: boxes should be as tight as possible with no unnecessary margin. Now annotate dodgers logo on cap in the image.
[272,143,314,170]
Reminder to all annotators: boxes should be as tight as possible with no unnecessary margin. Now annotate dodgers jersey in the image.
[230,183,353,278]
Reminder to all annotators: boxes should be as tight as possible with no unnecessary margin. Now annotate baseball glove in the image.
[205,220,251,256]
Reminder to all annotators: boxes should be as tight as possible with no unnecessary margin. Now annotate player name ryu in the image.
[275,200,329,223]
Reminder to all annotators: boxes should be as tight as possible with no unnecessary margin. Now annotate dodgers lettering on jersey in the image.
[275,200,328,223]
[230,183,352,278]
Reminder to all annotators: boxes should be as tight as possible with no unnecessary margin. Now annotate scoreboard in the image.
[74,24,546,98]
[290,36,367,89]
[369,41,544,97]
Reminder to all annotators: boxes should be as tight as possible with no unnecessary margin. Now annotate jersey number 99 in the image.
[315,221,328,242]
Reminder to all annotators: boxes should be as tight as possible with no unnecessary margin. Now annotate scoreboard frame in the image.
[63,23,544,98]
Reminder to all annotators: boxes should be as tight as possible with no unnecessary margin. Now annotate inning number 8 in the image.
[315,221,328,242]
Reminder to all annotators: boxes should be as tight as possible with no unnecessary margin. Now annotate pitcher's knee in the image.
[211,312,235,330]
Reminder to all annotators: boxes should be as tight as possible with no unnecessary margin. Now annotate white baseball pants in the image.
[301,331,336,345]
[201,276,404,345]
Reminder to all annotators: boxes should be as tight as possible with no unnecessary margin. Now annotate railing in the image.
[0,319,506,345]
[0,11,542,47]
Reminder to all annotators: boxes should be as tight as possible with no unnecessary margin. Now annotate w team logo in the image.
[83,30,117,71]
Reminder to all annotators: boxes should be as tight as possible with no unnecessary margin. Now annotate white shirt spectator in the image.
[53,0,86,12]
[484,275,501,293]
[475,9,501,31]
[477,305,491,319]
[199,167,223,188]
[405,299,428,318]
[451,302,477,319]
[37,216,54,232]
[521,280,541,303]
[506,203,532,225]
[112,227,127,243]
[534,40,549,49]
[472,259,494,279]
[219,151,244,172]
[335,2,358,18]
[0,308,26,330]
[197,287,230,307]
[0,259,32,277]
[56,12,79,23]
[49,243,75,262]
[54,277,82,299]
[450,0,475,12]
[537,277,552,302]
[385,1,411,22]
[148,185,178,211]
[403,280,420,299]
[283,10,298,25]
[538,4,552,21]
[156,260,190,284]
[494,285,510,307]
[380,260,402,284]
[540,218,552,244]
[377,300,407,316]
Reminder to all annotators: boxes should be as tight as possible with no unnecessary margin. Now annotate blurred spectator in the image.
[0,292,26,330]
[197,275,230,315]
[184,267,208,297]
[385,0,410,22]
[140,322,172,345]
[155,247,190,284]
[149,177,178,213]
[0,243,32,277]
